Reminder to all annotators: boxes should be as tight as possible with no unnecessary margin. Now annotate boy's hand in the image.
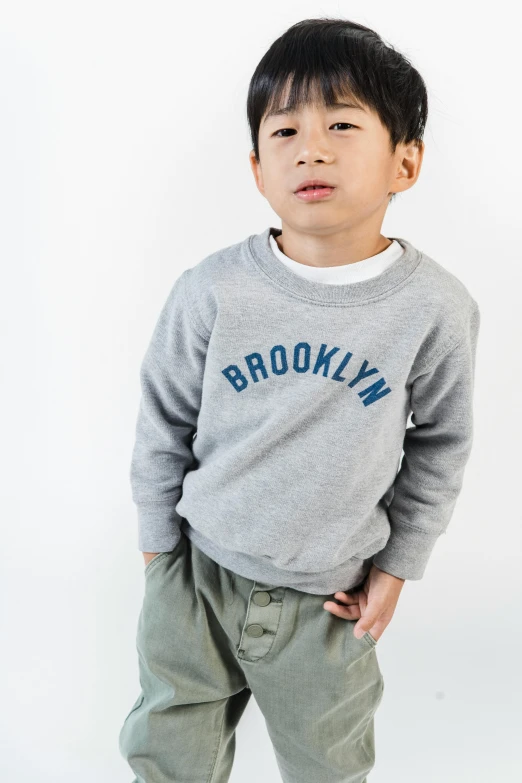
[323,563,405,642]
[143,552,161,566]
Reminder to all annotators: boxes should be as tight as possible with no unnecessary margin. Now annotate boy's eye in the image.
[272,123,356,137]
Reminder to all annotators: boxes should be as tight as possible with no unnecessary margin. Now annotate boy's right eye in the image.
[273,128,296,137]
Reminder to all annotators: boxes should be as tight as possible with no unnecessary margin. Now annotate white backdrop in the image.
[1,1,520,780]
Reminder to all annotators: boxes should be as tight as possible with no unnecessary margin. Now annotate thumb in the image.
[353,616,377,640]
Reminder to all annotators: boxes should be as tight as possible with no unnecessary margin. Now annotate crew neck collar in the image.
[247,226,423,304]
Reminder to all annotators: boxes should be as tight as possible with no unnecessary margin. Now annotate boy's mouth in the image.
[295,178,336,192]
[294,179,336,202]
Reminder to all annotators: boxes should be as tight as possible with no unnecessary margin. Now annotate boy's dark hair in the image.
[246,18,428,203]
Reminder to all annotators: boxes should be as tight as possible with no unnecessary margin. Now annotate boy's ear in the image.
[249,149,265,195]
[393,139,425,196]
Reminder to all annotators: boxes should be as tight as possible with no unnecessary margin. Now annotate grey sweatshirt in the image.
[130,226,480,594]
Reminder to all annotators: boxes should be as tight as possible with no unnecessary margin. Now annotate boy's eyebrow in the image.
[262,100,367,124]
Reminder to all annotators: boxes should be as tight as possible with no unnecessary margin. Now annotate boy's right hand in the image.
[143,552,161,566]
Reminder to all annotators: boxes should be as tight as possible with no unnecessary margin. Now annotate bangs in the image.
[260,71,369,127]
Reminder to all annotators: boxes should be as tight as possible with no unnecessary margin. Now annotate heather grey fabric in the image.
[130,226,480,592]
[119,531,383,783]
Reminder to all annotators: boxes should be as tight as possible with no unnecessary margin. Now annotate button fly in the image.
[252,591,271,606]
[237,584,286,662]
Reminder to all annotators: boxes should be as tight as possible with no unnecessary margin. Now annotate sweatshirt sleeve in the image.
[372,298,480,581]
[130,270,208,552]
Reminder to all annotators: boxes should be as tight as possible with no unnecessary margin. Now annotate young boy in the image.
[119,17,480,783]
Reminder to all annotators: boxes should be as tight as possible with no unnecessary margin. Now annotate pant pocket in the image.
[143,533,186,577]
[120,693,144,727]
[144,551,170,577]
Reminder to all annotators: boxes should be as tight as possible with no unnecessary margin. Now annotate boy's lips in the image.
[294,178,336,191]
[293,178,337,201]
[294,186,336,202]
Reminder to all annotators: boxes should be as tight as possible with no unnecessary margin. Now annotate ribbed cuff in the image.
[371,522,441,581]
[137,503,183,553]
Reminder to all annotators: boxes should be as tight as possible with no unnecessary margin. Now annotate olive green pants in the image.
[118,530,384,782]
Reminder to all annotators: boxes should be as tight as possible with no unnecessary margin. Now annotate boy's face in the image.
[249,89,423,235]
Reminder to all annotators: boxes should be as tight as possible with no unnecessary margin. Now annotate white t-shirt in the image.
[269,233,404,284]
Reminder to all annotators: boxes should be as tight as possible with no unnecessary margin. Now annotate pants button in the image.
[246,624,264,637]
[252,591,271,606]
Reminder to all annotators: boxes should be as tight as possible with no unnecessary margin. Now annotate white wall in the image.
[1,1,520,781]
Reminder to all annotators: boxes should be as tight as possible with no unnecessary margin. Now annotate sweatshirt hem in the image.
[181,522,375,596]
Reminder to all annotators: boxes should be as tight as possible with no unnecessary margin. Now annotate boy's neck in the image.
[275,225,393,269]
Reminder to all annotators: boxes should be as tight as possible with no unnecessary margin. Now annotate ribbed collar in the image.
[247,226,423,304]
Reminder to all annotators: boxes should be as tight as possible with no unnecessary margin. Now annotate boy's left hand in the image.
[323,563,405,642]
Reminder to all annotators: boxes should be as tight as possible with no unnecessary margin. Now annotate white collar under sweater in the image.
[269,233,403,284]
